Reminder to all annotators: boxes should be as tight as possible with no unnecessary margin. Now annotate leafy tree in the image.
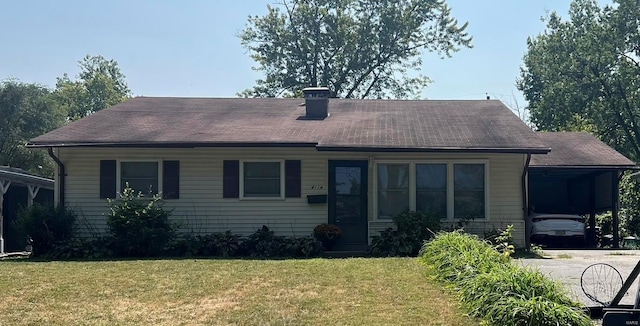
[0,80,65,175]
[240,0,472,98]
[518,0,640,160]
[53,55,131,120]
[518,0,640,240]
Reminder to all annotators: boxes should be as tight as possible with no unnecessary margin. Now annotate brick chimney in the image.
[302,87,331,119]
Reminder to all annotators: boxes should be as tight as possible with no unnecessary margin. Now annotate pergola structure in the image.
[0,166,54,254]
[528,132,638,248]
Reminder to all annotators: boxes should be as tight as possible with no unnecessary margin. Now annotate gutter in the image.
[522,153,532,250]
[47,147,65,209]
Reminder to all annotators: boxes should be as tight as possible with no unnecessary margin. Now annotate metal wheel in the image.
[581,263,624,306]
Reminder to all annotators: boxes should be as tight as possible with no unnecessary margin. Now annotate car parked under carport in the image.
[528,132,638,248]
[529,212,586,247]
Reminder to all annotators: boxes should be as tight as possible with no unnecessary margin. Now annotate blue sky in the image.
[0,1,606,108]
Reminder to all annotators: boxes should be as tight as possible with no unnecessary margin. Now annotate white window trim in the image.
[239,159,285,200]
[373,160,490,221]
[116,160,162,197]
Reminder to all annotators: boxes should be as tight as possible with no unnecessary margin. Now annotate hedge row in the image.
[419,231,592,326]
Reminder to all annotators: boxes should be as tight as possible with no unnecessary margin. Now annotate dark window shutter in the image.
[100,160,116,199]
[223,160,240,198]
[163,160,180,199]
[285,160,301,198]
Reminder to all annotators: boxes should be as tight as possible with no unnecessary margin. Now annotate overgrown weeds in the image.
[420,231,592,326]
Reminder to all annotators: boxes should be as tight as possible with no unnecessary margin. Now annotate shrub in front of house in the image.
[368,228,414,256]
[13,203,76,257]
[47,236,115,260]
[420,231,591,326]
[369,210,441,256]
[106,186,177,257]
[281,236,322,257]
[312,223,342,250]
[167,228,321,258]
[196,231,242,257]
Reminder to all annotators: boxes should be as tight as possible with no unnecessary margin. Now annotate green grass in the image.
[0,258,474,325]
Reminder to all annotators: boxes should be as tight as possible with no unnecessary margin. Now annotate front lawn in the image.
[0,258,474,325]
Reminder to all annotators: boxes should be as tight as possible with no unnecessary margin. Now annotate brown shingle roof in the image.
[28,97,550,153]
[530,132,636,168]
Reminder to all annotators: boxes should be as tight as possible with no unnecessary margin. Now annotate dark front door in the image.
[329,160,368,251]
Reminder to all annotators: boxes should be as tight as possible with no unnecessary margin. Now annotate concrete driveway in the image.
[519,250,640,307]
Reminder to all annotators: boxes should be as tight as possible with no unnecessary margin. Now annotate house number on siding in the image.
[311,185,324,190]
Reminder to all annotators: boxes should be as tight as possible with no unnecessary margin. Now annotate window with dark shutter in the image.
[163,160,180,199]
[223,160,240,198]
[100,160,116,199]
[285,160,301,198]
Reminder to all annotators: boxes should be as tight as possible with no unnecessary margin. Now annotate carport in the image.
[0,166,54,254]
[527,132,637,248]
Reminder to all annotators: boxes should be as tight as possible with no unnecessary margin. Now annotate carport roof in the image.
[0,166,54,189]
[530,132,637,169]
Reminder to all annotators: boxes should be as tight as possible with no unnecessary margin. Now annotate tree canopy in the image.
[518,0,640,161]
[54,55,131,120]
[0,80,66,176]
[0,55,130,176]
[240,0,472,98]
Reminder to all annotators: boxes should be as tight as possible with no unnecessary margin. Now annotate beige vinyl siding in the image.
[60,147,332,237]
[56,148,527,246]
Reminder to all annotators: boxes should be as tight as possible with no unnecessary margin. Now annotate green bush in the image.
[420,231,591,326]
[281,236,322,258]
[207,231,242,257]
[240,225,286,257]
[483,224,515,257]
[13,204,76,257]
[239,226,323,258]
[47,236,115,260]
[368,228,414,257]
[368,210,441,256]
[106,186,176,257]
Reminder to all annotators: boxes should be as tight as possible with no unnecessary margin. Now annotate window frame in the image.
[376,163,411,219]
[239,159,286,200]
[374,160,489,221]
[416,162,448,219]
[116,160,162,197]
[452,163,488,220]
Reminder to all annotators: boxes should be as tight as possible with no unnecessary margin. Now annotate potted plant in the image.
[313,223,342,250]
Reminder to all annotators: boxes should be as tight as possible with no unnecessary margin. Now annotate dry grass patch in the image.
[0,258,475,325]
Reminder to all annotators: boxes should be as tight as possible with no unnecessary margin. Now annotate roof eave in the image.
[26,141,319,148]
[529,165,639,170]
[315,146,551,154]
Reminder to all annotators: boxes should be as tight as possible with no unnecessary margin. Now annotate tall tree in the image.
[0,80,66,176]
[518,0,640,160]
[240,0,472,98]
[54,55,131,120]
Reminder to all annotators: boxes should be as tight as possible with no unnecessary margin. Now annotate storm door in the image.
[328,160,368,251]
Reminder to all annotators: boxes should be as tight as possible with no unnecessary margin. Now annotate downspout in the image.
[47,147,65,209]
[522,153,532,250]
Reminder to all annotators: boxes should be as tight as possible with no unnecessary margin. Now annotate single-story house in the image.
[26,88,636,250]
[0,166,54,254]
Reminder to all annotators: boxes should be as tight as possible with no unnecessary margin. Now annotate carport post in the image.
[588,177,596,247]
[0,180,10,254]
[612,171,620,248]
